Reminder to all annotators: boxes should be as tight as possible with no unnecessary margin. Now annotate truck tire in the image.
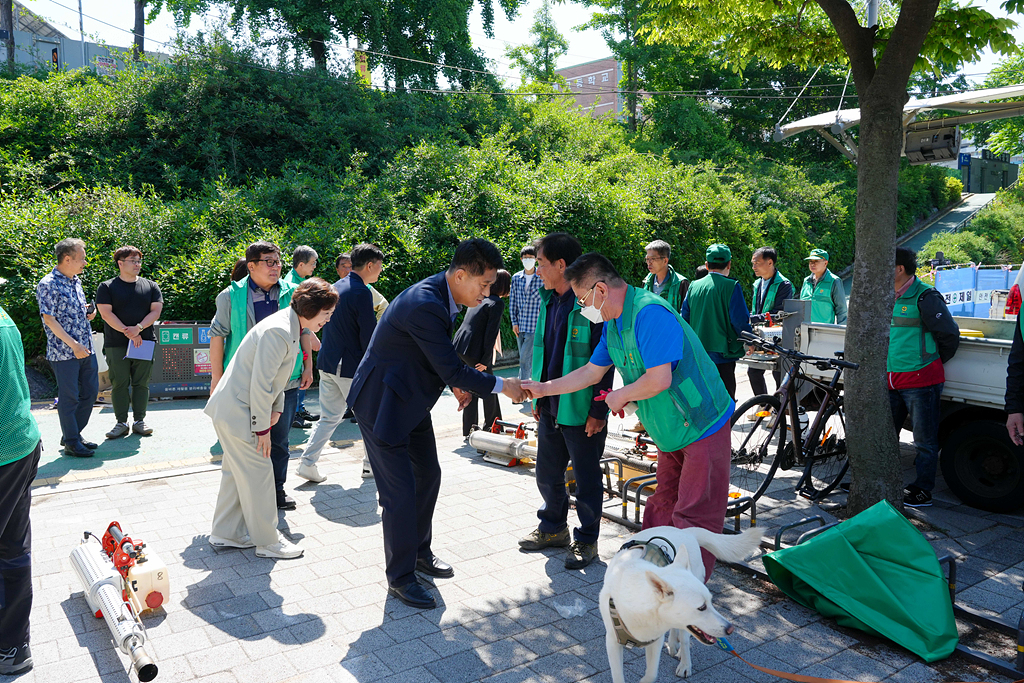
[940,420,1024,513]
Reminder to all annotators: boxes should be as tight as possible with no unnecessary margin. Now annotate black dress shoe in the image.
[64,444,95,458]
[416,555,454,578]
[296,410,320,422]
[387,581,436,609]
[276,492,297,510]
[60,437,97,449]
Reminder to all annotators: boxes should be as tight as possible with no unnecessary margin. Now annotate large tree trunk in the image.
[814,0,940,514]
[843,88,906,513]
[1,0,14,71]
[133,0,145,60]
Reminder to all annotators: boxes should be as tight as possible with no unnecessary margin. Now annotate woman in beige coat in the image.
[205,278,337,558]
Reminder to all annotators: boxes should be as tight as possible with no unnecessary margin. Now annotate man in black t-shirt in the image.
[95,246,163,439]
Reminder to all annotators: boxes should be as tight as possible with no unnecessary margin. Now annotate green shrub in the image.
[917,230,999,266]
[945,176,964,204]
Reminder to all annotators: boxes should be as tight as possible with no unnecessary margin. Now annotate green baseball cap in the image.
[805,248,829,261]
[706,243,732,266]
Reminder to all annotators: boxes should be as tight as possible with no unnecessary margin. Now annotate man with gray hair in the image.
[36,238,99,458]
[283,245,320,426]
[642,239,688,312]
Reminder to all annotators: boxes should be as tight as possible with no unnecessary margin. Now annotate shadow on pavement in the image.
[177,536,325,645]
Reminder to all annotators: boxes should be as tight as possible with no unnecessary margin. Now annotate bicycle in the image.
[728,330,860,514]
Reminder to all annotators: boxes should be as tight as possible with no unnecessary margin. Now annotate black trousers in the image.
[269,387,300,493]
[716,361,737,400]
[748,368,782,397]
[534,411,607,544]
[355,412,441,587]
[0,441,40,649]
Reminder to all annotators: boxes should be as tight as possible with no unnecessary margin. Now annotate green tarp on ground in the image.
[763,500,958,662]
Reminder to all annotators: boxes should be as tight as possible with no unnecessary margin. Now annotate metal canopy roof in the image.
[776,83,1024,141]
[13,1,67,39]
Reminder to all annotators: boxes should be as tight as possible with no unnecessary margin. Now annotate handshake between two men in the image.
[452,377,533,409]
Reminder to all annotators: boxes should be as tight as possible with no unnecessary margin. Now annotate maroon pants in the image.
[642,421,731,582]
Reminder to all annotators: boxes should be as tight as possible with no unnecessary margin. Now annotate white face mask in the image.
[580,289,605,323]
[522,258,536,271]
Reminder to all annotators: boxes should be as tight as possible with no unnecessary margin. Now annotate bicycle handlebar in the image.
[739,330,859,371]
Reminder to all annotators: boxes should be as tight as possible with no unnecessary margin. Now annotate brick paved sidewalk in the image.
[15,424,1020,683]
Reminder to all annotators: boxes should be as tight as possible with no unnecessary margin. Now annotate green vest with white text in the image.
[605,287,732,452]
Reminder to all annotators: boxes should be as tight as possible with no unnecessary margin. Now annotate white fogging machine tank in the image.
[69,522,167,682]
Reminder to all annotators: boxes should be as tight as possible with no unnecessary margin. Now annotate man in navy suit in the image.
[348,239,527,609]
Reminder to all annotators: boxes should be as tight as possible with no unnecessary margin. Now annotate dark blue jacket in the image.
[348,271,497,445]
[317,272,376,379]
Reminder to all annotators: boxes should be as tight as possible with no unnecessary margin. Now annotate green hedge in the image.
[0,53,957,359]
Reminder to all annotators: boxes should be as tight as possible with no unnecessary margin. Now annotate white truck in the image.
[778,308,1021,512]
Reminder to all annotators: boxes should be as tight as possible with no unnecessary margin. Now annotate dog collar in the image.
[608,537,679,648]
[608,597,657,648]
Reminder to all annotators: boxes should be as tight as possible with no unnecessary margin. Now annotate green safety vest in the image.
[642,265,687,312]
[281,269,305,287]
[605,287,733,452]
[751,272,792,315]
[888,278,940,373]
[685,272,745,360]
[530,288,597,426]
[225,276,301,380]
[801,269,840,324]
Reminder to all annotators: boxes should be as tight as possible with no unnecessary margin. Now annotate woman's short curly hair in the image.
[291,278,338,318]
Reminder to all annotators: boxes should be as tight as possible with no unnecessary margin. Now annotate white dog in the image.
[599,525,762,683]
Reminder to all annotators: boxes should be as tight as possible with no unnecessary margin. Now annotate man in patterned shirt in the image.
[36,238,99,458]
[510,245,543,393]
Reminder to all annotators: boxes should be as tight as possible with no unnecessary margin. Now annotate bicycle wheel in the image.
[799,397,849,499]
[729,395,785,514]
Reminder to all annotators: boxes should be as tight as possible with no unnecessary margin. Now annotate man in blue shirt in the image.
[36,238,99,458]
[297,243,384,484]
[524,253,734,580]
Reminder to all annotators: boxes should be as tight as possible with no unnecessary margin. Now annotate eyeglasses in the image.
[254,258,282,268]
[644,256,665,264]
[577,281,604,307]
[120,259,142,265]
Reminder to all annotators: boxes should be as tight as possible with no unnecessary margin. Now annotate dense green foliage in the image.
[918,183,1024,266]
[0,47,958,359]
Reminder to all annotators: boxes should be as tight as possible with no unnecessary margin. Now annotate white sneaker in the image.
[209,534,255,549]
[361,456,374,479]
[296,462,327,483]
[256,538,304,559]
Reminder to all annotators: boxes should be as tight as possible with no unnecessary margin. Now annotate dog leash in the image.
[715,638,1024,683]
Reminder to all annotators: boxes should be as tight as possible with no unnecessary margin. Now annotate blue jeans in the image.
[534,410,607,544]
[270,387,300,493]
[51,355,99,448]
[517,332,534,381]
[889,383,943,492]
[297,388,307,414]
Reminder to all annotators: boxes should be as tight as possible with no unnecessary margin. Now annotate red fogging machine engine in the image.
[69,522,169,682]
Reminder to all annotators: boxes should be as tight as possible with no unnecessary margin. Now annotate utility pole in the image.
[867,0,878,28]
[78,0,86,69]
